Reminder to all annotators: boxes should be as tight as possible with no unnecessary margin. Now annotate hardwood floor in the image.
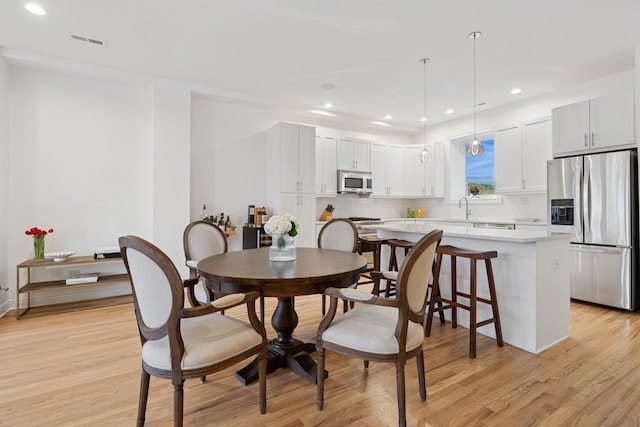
[1,291,639,426]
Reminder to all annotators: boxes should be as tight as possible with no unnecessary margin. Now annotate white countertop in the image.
[364,222,567,243]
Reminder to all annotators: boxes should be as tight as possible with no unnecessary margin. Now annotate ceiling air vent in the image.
[69,33,106,47]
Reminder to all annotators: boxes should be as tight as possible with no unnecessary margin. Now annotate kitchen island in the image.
[365,222,571,354]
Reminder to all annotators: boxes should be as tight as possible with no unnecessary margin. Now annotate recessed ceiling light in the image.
[323,102,333,108]
[384,115,392,120]
[420,117,428,122]
[307,109,336,117]
[370,121,390,127]
[25,3,47,15]
[445,108,455,114]
[321,83,335,90]
[510,88,522,95]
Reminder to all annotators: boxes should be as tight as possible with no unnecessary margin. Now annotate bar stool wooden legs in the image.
[387,239,414,272]
[357,235,386,285]
[425,245,503,358]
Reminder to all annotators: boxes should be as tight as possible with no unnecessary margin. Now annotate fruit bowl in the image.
[45,251,76,262]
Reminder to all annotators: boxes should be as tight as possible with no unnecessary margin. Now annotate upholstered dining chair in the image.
[316,229,443,427]
[119,235,267,427]
[317,218,359,314]
[183,220,228,307]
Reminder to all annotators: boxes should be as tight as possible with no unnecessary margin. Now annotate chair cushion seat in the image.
[321,304,424,355]
[381,271,398,281]
[142,313,262,371]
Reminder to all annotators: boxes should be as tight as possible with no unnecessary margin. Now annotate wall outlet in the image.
[521,197,530,205]
[551,258,560,269]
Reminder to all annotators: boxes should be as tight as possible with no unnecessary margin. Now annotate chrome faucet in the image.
[459,196,471,220]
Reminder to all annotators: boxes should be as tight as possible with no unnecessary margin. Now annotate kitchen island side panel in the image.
[375,226,570,354]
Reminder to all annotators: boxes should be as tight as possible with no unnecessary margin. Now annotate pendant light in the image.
[418,58,431,164]
[467,31,483,156]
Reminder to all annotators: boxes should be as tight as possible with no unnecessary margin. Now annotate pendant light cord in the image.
[473,33,477,140]
[423,58,427,150]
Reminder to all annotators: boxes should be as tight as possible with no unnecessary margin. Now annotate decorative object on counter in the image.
[406,208,416,218]
[45,251,76,262]
[319,204,334,221]
[25,227,54,260]
[418,57,432,164]
[248,204,255,224]
[417,208,424,218]
[467,31,484,156]
[264,213,298,261]
[201,204,208,220]
[468,183,482,197]
[254,206,267,226]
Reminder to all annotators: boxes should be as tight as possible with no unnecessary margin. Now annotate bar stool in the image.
[357,235,386,285]
[386,239,414,272]
[425,245,503,358]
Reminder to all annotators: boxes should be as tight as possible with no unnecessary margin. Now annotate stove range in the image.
[347,216,381,222]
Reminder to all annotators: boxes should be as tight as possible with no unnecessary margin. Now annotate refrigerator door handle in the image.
[570,244,628,255]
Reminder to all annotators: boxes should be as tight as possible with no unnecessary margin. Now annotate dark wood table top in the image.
[197,247,367,297]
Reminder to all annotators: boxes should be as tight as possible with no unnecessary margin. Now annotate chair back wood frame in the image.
[316,229,443,427]
[120,235,267,426]
[183,221,228,306]
[317,218,358,252]
[317,218,359,314]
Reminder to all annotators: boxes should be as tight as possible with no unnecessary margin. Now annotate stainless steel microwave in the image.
[338,170,373,194]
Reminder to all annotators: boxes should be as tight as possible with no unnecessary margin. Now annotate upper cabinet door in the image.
[352,139,371,172]
[297,124,316,193]
[370,142,387,195]
[279,122,301,193]
[315,135,337,195]
[403,145,426,196]
[589,90,635,151]
[495,125,522,193]
[522,118,552,192]
[337,137,370,171]
[337,137,354,170]
[385,144,404,196]
[552,100,590,156]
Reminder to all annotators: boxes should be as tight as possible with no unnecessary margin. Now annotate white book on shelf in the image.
[66,272,100,285]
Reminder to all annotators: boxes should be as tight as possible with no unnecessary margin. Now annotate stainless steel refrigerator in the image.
[547,150,637,310]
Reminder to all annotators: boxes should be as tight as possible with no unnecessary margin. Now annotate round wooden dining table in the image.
[198,246,367,385]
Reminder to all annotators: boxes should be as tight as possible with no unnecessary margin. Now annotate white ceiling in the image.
[1,0,640,132]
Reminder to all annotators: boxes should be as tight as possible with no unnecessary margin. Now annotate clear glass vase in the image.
[269,233,296,261]
[33,236,45,260]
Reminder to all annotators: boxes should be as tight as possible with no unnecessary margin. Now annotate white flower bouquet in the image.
[264,213,299,238]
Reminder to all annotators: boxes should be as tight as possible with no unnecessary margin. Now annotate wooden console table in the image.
[16,256,130,319]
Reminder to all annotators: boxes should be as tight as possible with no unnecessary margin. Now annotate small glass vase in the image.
[269,233,296,262]
[33,236,45,260]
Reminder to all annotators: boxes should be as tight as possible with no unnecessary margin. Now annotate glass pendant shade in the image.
[467,138,484,156]
[418,147,431,163]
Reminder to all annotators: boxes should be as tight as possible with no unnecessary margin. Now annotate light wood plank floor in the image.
[1,292,639,426]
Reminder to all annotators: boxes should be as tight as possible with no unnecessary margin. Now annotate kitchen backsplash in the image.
[317,193,547,222]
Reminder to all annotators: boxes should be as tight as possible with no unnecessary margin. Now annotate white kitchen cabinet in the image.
[279,193,316,248]
[267,122,316,194]
[371,142,403,197]
[266,122,316,247]
[495,125,522,193]
[495,118,551,194]
[552,89,635,157]
[337,137,370,172]
[403,143,445,197]
[522,118,552,192]
[315,135,337,195]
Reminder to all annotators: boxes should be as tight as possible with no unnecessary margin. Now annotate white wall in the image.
[0,57,9,314]
[7,66,155,308]
[152,83,191,268]
[414,69,636,222]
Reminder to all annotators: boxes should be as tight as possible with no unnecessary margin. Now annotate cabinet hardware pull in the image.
[584,134,588,147]
[591,132,595,145]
